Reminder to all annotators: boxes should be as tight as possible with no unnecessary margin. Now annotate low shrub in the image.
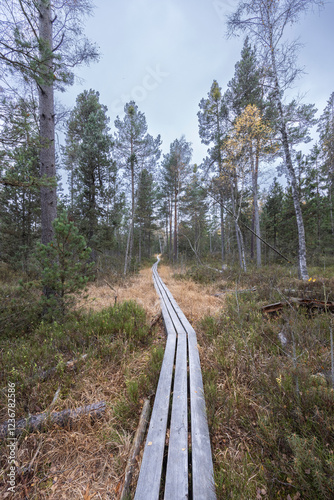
[200,288,334,499]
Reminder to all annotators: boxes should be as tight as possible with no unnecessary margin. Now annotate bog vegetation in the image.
[0,0,333,498]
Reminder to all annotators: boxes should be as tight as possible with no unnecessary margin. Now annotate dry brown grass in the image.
[1,265,167,499]
[0,347,161,500]
[1,263,225,499]
[157,264,224,323]
[80,267,161,322]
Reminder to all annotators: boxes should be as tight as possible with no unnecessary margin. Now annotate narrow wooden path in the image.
[134,259,216,500]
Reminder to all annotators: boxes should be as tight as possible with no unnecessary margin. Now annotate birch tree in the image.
[227,0,323,280]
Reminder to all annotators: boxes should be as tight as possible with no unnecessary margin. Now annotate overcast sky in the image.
[58,0,334,168]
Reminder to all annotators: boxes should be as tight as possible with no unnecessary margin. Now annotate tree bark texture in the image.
[253,146,261,267]
[268,33,308,280]
[38,0,57,245]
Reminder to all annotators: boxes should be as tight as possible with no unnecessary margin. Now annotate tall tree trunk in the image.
[39,0,57,246]
[169,199,172,262]
[88,173,96,262]
[124,222,132,275]
[165,210,169,256]
[235,219,242,268]
[330,180,334,235]
[217,108,225,265]
[269,40,308,280]
[253,145,261,267]
[129,152,135,271]
[124,148,135,275]
[220,196,225,264]
[173,186,178,262]
[230,176,247,272]
[250,210,255,260]
[138,225,142,265]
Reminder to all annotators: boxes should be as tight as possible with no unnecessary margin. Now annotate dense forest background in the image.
[1,3,334,499]
[0,0,333,294]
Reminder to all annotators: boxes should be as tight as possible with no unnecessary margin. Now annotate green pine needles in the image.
[35,210,94,320]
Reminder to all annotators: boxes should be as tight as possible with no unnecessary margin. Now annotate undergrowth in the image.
[200,282,334,499]
[0,297,164,498]
[0,301,153,420]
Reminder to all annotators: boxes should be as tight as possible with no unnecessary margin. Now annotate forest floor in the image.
[1,259,334,499]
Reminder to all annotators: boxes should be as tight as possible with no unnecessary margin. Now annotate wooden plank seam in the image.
[135,260,216,500]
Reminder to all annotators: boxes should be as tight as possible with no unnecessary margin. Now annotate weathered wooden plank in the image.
[134,330,176,500]
[154,264,216,500]
[164,330,188,500]
[152,266,188,338]
[120,398,151,500]
[134,266,177,500]
[136,259,216,500]
[188,327,216,500]
[152,265,177,336]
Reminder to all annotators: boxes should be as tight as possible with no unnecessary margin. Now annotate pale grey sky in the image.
[58,0,334,166]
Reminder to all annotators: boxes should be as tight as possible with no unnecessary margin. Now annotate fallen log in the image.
[262,298,334,315]
[120,398,151,500]
[0,401,106,440]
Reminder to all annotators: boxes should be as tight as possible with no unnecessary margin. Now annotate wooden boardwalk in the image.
[134,259,216,500]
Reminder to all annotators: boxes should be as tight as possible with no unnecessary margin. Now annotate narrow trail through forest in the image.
[84,262,225,323]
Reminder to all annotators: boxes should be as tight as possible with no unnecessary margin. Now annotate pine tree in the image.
[0,97,41,271]
[198,80,228,265]
[225,38,270,266]
[180,167,208,260]
[113,102,161,274]
[135,169,157,262]
[35,210,93,320]
[225,104,278,269]
[63,89,113,261]
[318,93,334,236]
[0,0,98,248]
[162,137,192,263]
